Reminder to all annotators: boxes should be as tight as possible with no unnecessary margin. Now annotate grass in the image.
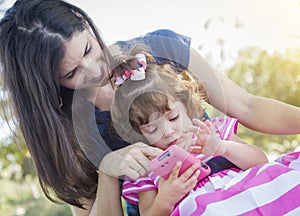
[0,177,72,216]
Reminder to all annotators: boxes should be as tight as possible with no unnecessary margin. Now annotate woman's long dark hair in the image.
[0,0,109,208]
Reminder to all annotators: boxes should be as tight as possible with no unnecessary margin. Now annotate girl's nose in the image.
[163,122,175,138]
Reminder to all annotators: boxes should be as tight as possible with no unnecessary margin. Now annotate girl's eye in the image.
[169,114,179,121]
[148,127,157,135]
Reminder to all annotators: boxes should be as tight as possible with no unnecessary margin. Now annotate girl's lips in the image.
[168,139,179,146]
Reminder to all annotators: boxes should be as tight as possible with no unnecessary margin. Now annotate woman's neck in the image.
[86,83,115,111]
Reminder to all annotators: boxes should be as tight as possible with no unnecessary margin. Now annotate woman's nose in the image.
[81,58,99,79]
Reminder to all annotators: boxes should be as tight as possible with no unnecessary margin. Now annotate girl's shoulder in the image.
[211,116,238,140]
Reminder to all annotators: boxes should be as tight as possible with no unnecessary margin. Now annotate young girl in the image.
[112,48,300,215]
[111,48,268,215]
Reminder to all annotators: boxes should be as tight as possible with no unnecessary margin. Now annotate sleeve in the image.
[114,29,191,69]
[94,108,130,151]
[122,176,157,205]
[211,116,238,140]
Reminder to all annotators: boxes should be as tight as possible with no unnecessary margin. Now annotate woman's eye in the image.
[85,43,92,56]
[65,69,76,79]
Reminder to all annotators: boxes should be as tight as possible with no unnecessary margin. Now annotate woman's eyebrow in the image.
[59,41,89,79]
[83,41,89,56]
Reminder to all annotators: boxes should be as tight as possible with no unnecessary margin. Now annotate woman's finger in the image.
[99,143,162,179]
[127,143,163,176]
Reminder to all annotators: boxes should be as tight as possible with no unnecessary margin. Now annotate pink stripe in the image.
[211,116,238,140]
[276,151,300,167]
[225,164,292,191]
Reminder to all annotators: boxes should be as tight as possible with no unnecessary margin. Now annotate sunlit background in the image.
[69,0,300,64]
[1,0,300,215]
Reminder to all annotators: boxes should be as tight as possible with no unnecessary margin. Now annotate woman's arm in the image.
[71,199,93,216]
[71,143,163,216]
[71,171,122,216]
[188,48,300,134]
[89,171,123,215]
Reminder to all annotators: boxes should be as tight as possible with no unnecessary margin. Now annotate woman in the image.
[0,0,300,215]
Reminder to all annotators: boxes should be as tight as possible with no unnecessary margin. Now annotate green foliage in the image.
[226,47,300,157]
[0,177,72,216]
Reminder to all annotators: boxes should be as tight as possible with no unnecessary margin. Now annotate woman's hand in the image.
[99,142,163,180]
[156,161,200,209]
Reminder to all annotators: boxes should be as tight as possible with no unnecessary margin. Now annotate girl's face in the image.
[139,101,195,150]
[58,29,110,89]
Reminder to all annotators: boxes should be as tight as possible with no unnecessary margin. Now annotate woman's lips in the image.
[91,66,104,83]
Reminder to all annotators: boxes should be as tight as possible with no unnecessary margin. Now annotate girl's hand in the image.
[99,142,163,180]
[184,119,224,156]
[156,161,200,207]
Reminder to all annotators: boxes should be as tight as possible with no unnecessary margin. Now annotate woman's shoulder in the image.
[112,29,191,68]
[144,29,190,42]
[112,29,190,50]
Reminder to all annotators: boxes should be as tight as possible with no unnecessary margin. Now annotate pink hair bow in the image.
[115,53,147,85]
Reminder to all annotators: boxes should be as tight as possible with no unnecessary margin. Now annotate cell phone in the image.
[148,145,211,181]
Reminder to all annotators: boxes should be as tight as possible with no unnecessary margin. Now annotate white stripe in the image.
[223,118,235,140]
[178,193,198,216]
[284,205,300,216]
[201,170,300,215]
[123,195,139,204]
[289,154,300,170]
[124,176,151,186]
[122,184,155,194]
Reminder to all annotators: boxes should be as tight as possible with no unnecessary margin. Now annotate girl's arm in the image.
[217,134,268,170]
[188,48,300,134]
[138,162,200,216]
[190,119,268,170]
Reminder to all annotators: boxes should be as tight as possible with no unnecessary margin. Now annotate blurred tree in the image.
[226,47,300,157]
[0,0,33,179]
[0,0,7,13]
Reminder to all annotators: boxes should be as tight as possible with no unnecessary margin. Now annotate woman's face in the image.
[58,29,110,89]
[139,101,195,150]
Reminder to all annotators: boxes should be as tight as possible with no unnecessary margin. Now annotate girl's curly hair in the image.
[111,44,208,144]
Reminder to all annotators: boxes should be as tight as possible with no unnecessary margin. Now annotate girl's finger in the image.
[192,118,206,127]
[204,119,213,129]
[168,161,182,179]
[184,170,200,190]
[192,118,209,133]
[183,125,200,134]
[179,162,200,181]
[189,145,203,154]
